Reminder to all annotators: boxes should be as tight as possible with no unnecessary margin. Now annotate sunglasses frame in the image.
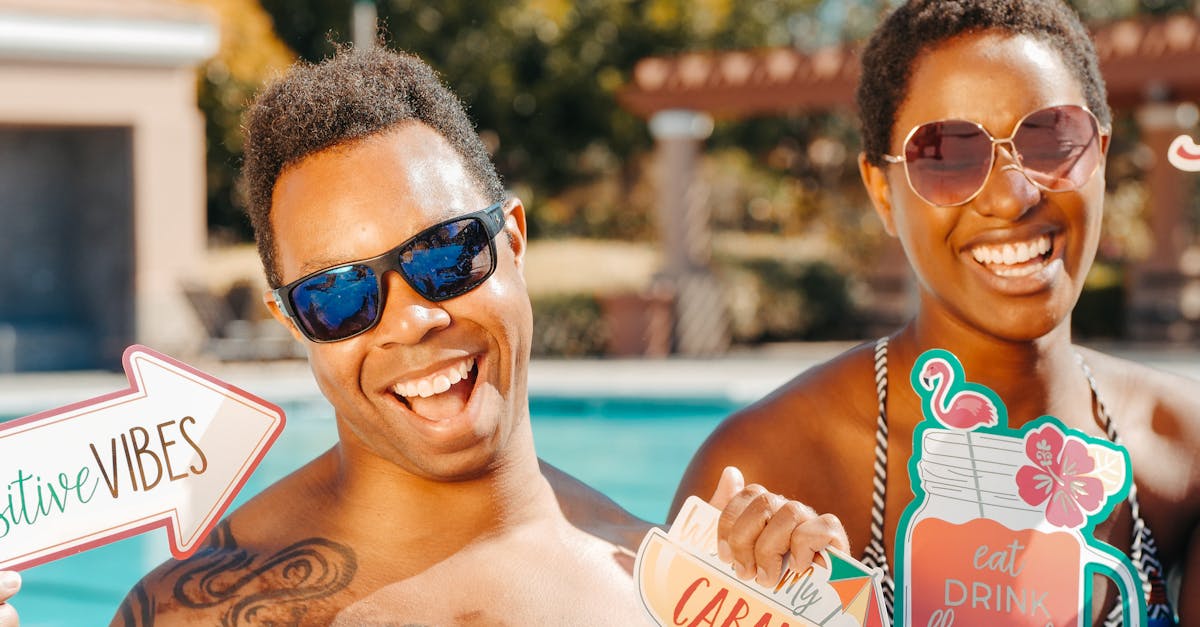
[882,104,1109,207]
[272,202,507,343]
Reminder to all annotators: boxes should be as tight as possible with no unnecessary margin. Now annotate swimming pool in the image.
[5,393,741,625]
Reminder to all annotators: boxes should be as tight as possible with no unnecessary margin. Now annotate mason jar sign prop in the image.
[636,497,890,627]
[896,349,1147,627]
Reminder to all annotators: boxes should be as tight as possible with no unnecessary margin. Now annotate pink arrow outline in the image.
[0,345,285,570]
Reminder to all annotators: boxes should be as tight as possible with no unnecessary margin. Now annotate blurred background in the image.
[2,0,1199,371]
[0,1,1199,623]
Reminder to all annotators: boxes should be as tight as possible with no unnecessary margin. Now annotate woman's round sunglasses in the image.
[272,202,506,343]
[883,104,1108,207]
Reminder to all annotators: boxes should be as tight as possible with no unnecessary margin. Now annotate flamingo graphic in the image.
[918,357,999,430]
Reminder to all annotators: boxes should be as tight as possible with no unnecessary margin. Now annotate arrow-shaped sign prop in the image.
[0,345,285,570]
[1168,134,1200,172]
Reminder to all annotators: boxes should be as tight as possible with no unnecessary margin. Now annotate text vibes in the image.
[0,416,209,539]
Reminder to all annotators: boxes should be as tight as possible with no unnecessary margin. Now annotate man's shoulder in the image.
[539,460,652,550]
[110,456,358,626]
[111,517,358,626]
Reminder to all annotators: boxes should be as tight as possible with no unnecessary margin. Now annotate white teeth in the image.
[970,235,1051,268]
[432,374,451,394]
[392,357,475,399]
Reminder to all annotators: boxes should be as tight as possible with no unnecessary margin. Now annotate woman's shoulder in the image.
[671,340,886,515]
[1080,346,1200,420]
[732,340,883,432]
[684,341,882,475]
[1079,346,1200,501]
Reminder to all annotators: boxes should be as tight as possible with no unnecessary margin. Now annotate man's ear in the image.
[859,152,898,237]
[263,290,307,343]
[503,198,528,272]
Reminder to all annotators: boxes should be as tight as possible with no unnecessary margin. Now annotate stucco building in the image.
[0,0,217,371]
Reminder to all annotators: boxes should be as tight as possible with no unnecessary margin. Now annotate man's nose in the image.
[371,271,451,346]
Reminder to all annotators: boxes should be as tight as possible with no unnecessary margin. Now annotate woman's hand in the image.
[0,571,19,627]
[708,466,849,587]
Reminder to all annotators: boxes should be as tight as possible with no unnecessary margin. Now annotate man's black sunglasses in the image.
[272,202,506,343]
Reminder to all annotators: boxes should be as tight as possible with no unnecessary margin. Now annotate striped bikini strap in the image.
[862,337,896,609]
[1077,353,1178,627]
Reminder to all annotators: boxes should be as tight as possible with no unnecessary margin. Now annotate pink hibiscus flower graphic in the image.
[1015,425,1104,528]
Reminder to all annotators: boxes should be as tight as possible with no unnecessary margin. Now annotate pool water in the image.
[6,394,741,625]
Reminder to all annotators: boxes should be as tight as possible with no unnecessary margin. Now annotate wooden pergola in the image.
[620,14,1200,115]
[619,13,1200,346]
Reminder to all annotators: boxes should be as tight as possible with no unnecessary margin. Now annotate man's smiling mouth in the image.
[392,357,475,399]
[391,356,478,420]
[968,233,1053,278]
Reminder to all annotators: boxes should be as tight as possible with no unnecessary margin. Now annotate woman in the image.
[678,0,1198,624]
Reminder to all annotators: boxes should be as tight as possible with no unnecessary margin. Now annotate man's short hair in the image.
[242,46,506,288]
[856,0,1110,168]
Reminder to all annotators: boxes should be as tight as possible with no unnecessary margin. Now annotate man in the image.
[82,45,846,625]
[109,46,654,625]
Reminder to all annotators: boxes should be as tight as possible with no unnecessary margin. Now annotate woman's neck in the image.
[891,309,1097,431]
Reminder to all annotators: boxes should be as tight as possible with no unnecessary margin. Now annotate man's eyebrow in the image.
[297,255,360,277]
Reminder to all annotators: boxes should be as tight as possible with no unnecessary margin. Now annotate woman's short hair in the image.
[856,0,1111,167]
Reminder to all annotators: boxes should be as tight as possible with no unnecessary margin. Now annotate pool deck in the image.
[0,341,1196,418]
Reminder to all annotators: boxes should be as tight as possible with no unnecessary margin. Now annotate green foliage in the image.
[530,293,607,357]
[190,0,295,242]
[1074,262,1126,339]
[200,73,256,242]
[230,0,822,240]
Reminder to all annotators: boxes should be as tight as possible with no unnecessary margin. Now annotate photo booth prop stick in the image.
[1168,134,1200,172]
[636,496,890,627]
[0,345,284,570]
[895,349,1147,627]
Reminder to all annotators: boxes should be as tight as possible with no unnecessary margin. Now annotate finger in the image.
[0,571,17,627]
[0,572,19,603]
[716,481,763,563]
[0,602,16,627]
[707,466,745,511]
[726,487,784,581]
[753,500,817,586]
[788,513,849,575]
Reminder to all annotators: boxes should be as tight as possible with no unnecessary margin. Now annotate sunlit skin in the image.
[880,38,1104,345]
[0,571,16,627]
[676,31,1200,622]
[267,122,533,483]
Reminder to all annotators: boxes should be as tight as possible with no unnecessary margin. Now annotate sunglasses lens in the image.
[1013,105,1100,192]
[904,120,994,206]
[399,216,496,301]
[290,265,381,341]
